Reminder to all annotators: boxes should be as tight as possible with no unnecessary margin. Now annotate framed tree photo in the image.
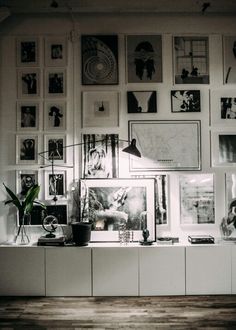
[171,90,201,112]
[16,101,41,131]
[44,36,67,67]
[45,170,67,200]
[44,135,66,164]
[45,69,66,97]
[17,69,40,98]
[223,35,236,84]
[16,37,39,67]
[127,91,157,113]
[44,101,66,130]
[16,170,38,199]
[16,135,38,164]
[210,90,236,125]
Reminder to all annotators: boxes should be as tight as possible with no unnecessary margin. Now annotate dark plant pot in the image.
[71,222,91,246]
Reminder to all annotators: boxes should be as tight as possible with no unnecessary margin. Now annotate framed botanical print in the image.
[17,69,40,98]
[210,90,236,125]
[45,69,66,97]
[44,170,67,200]
[127,91,157,113]
[44,36,67,67]
[44,101,66,130]
[16,101,41,131]
[211,130,236,166]
[16,170,38,198]
[171,90,201,112]
[44,135,66,164]
[16,37,39,67]
[126,35,162,83]
[81,35,118,85]
[223,35,236,84]
[16,135,38,164]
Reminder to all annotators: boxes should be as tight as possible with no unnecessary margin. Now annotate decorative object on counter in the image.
[188,235,215,244]
[37,214,65,246]
[156,237,179,244]
[71,222,92,246]
[139,228,154,246]
[118,224,133,245]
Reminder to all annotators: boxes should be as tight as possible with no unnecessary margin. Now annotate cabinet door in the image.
[45,247,92,296]
[139,246,185,295]
[232,246,236,294]
[186,245,231,295]
[0,247,45,296]
[92,247,139,296]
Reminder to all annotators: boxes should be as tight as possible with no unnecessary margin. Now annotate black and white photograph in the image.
[127,91,157,113]
[222,173,236,237]
[221,97,236,119]
[223,35,236,84]
[46,136,65,163]
[44,102,66,130]
[16,135,38,164]
[45,171,66,200]
[211,131,236,166]
[16,170,38,198]
[45,37,67,66]
[16,37,39,66]
[126,35,162,83]
[17,102,40,130]
[18,69,40,97]
[30,204,68,225]
[210,90,236,125]
[81,35,118,85]
[45,70,66,97]
[171,90,201,112]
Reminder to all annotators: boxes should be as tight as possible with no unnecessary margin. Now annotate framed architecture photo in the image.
[223,35,236,84]
[44,135,66,164]
[44,36,67,67]
[30,204,68,226]
[16,101,41,131]
[16,170,38,199]
[80,178,155,242]
[179,173,215,225]
[126,34,162,83]
[81,35,118,85]
[82,91,119,127]
[17,69,40,98]
[210,90,236,125]
[211,130,236,167]
[127,91,157,113]
[45,69,66,97]
[171,90,201,112]
[16,37,39,67]
[45,170,67,200]
[44,101,66,130]
[16,135,38,164]
[173,36,209,84]
[129,120,201,171]
[82,134,119,178]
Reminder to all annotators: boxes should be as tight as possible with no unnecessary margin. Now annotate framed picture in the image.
[128,120,201,171]
[81,35,118,85]
[44,36,67,67]
[44,101,66,130]
[16,170,38,199]
[17,69,40,98]
[45,69,66,97]
[126,35,162,83]
[211,130,236,166]
[127,91,157,113]
[173,36,209,84]
[224,173,236,237]
[82,91,119,127]
[16,37,39,66]
[223,35,236,84]
[210,90,236,125]
[44,135,66,164]
[16,135,38,164]
[44,170,67,200]
[171,90,201,112]
[80,178,155,242]
[82,134,119,178]
[30,204,68,226]
[16,101,41,131]
[179,173,215,225]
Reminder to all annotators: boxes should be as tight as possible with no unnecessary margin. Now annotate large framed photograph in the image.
[171,90,201,112]
[16,37,39,67]
[81,35,118,85]
[16,135,38,164]
[179,173,215,225]
[44,36,67,67]
[210,90,236,125]
[16,101,41,131]
[126,35,162,83]
[44,135,66,164]
[127,91,157,113]
[128,120,201,171]
[44,170,67,200]
[30,204,68,226]
[211,131,236,167]
[173,36,209,84]
[16,170,38,199]
[45,69,66,97]
[224,173,236,237]
[223,35,236,84]
[17,69,40,98]
[82,134,119,178]
[44,101,66,130]
[80,178,155,242]
[82,91,119,127]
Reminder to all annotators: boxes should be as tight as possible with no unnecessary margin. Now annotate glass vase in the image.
[15,213,31,245]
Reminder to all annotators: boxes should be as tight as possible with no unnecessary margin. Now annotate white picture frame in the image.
[44,170,67,201]
[16,170,39,198]
[16,134,38,165]
[210,89,236,125]
[16,37,39,67]
[17,69,40,98]
[44,101,66,131]
[44,36,67,67]
[44,134,67,165]
[44,69,66,97]
[211,130,236,167]
[16,101,41,131]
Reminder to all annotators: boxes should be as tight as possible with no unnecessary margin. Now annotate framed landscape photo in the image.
[82,91,119,127]
[16,170,38,198]
[44,135,66,164]
[126,34,162,83]
[81,35,118,85]
[210,90,236,125]
[16,135,38,164]
[16,37,39,67]
[211,130,236,167]
[44,36,67,67]
[128,120,201,171]
[45,69,66,97]
[223,35,236,84]
[45,170,67,200]
[44,101,66,130]
[16,101,41,131]
[127,91,157,113]
[17,69,40,98]
[171,90,201,112]
[80,178,155,242]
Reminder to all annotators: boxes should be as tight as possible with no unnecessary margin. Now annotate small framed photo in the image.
[44,170,67,200]
[16,37,39,67]
[82,91,119,127]
[30,204,68,226]
[211,130,236,167]
[44,36,67,67]
[171,90,201,112]
[16,135,38,164]
[127,91,157,113]
[44,135,66,164]
[44,101,66,130]
[16,101,41,131]
[16,170,38,199]
[45,69,66,97]
[210,90,236,125]
[223,35,236,84]
[17,69,40,98]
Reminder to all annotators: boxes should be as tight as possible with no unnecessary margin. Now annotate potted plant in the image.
[3,183,45,244]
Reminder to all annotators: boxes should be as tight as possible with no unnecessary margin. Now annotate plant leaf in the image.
[3,183,22,210]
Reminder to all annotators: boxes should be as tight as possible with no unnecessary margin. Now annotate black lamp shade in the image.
[122,139,141,158]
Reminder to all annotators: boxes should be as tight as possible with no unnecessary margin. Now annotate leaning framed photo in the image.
[211,130,236,167]
[210,89,236,125]
[223,35,236,84]
[44,134,67,165]
[16,135,38,164]
[44,101,66,130]
[128,120,201,171]
[17,69,40,98]
[44,170,67,200]
[45,69,66,97]
[80,178,155,242]
[16,37,39,67]
[127,91,157,113]
[30,204,68,226]
[171,90,201,112]
[16,170,38,198]
[44,36,67,67]
[16,101,41,131]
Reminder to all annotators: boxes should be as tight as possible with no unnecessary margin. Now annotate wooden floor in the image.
[0,296,236,329]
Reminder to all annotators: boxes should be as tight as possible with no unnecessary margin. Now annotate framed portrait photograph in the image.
[44,135,66,164]
[179,173,215,225]
[128,120,201,171]
[44,36,67,67]
[82,91,119,127]
[17,69,40,98]
[81,35,118,85]
[16,170,38,199]
[171,90,201,112]
[16,37,39,67]
[45,170,67,200]
[173,36,209,84]
[210,90,236,125]
[211,130,236,167]
[223,35,236,84]
[30,204,68,226]
[126,34,162,83]
[82,134,119,178]
[16,135,38,164]
[80,178,155,242]
[16,101,41,131]
[127,91,157,113]
[45,69,66,97]
[44,101,66,130]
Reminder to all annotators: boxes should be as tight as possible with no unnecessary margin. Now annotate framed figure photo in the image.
[126,35,162,83]
[223,35,236,84]
[16,170,38,199]
[171,90,201,112]
[82,91,119,127]
[211,130,236,167]
[45,170,67,200]
[80,178,155,242]
[45,69,66,97]
[44,36,67,67]
[127,91,157,113]
[81,35,118,85]
[16,101,41,131]
[128,120,201,171]
[16,135,38,164]
[210,90,236,125]
[17,69,40,98]
[44,101,66,130]
[16,37,39,67]
[30,204,68,226]
[44,135,66,164]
